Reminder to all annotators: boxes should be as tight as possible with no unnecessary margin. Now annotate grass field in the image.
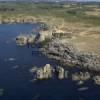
[0,2,100,26]
[0,2,100,54]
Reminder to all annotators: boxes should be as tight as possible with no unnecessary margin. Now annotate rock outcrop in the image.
[37,30,52,42]
[16,29,53,46]
[55,66,64,79]
[31,64,66,80]
[16,35,28,46]
[93,76,100,85]
[0,89,4,96]
[41,39,100,71]
[16,34,37,46]
[72,72,90,81]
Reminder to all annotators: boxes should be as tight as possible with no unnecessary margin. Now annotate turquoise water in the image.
[0,24,100,100]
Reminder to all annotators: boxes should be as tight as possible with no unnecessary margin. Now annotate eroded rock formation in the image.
[41,39,100,71]
[31,64,66,80]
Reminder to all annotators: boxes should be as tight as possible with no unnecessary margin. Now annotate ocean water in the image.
[0,24,100,100]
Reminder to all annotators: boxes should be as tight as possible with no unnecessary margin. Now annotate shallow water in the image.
[0,24,100,100]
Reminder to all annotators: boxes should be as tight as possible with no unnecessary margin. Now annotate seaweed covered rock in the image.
[16,35,28,46]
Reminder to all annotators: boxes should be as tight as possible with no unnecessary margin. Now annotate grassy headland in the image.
[0,2,100,26]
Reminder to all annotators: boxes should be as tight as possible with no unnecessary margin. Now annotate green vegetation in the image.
[0,2,100,26]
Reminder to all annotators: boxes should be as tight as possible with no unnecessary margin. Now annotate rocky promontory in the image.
[41,39,100,71]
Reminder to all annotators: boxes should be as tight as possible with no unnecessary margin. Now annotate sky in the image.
[0,0,100,2]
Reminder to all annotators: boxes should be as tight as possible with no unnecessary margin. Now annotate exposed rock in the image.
[77,53,100,71]
[36,64,53,80]
[52,30,72,38]
[27,34,37,44]
[38,30,52,42]
[72,72,90,81]
[0,89,4,96]
[36,68,44,80]
[30,66,38,73]
[41,39,100,71]
[16,35,28,46]
[93,76,100,85]
[55,66,64,79]
[43,64,53,79]
[31,64,66,80]
[41,39,79,66]
[16,34,37,46]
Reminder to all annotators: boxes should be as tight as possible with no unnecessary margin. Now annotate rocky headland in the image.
[41,38,100,71]
[15,18,100,86]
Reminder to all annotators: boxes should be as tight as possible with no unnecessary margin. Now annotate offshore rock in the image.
[55,66,64,79]
[16,35,28,46]
[31,64,65,80]
[0,89,4,96]
[93,76,100,85]
[16,34,36,46]
[36,64,53,80]
[72,72,90,81]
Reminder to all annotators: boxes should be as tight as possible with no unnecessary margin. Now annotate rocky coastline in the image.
[41,38,100,71]
[15,22,100,86]
[16,27,100,63]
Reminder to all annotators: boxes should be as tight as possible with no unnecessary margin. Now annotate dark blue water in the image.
[0,24,100,100]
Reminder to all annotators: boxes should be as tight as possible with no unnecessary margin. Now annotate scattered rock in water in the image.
[31,64,66,80]
[72,72,90,81]
[16,35,28,46]
[16,29,52,46]
[12,65,19,69]
[30,66,38,73]
[55,66,64,79]
[0,89,4,96]
[9,58,16,61]
[41,39,100,71]
[93,76,100,85]
[77,80,84,85]
[36,64,53,80]
[78,87,89,91]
